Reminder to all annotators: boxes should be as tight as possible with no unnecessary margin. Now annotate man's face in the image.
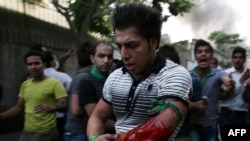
[115,27,157,79]
[91,43,113,74]
[195,45,213,68]
[26,56,45,78]
[210,59,218,69]
[232,53,245,69]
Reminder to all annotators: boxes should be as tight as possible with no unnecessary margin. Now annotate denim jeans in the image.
[63,132,88,141]
[189,123,217,141]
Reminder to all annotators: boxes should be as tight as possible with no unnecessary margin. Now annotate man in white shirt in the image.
[219,46,249,141]
[44,50,72,141]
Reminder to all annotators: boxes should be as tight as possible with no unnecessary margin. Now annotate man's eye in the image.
[98,54,105,58]
[126,43,138,49]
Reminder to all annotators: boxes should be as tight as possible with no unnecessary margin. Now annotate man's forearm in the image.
[115,101,185,141]
[87,116,106,138]
[53,100,67,112]
[0,105,23,119]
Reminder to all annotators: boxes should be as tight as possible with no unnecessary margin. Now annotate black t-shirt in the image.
[78,74,103,106]
[78,73,116,133]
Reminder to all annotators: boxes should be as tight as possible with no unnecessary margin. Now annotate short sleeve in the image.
[158,66,192,103]
[53,81,68,99]
[102,72,115,103]
[18,81,27,98]
[69,73,88,95]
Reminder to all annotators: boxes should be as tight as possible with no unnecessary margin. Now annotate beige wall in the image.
[0,0,69,28]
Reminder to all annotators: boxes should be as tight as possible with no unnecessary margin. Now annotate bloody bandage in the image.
[115,99,184,141]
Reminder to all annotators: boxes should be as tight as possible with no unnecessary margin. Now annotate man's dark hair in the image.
[112,3,162,49]
[232,46,246,61]
[194,39,213,54]
[158,44,180,64]
[89,42,113,56]
[43,50,54,68]
[30,44,45,52]
[23,50,46,64]
[77,41,94,67]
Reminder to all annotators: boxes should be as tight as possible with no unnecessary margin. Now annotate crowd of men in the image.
[0,2,250,141]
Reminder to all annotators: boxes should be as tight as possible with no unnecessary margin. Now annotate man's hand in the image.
[240,69,250,83]
[243,79,250,103]
[220,73,235,100]
[34,103,55,113]
[189,100,205,117]
[225,73,235,95]
[66,48,76,57]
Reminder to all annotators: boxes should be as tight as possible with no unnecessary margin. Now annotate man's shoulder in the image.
[73,71,89,79]
[108,67,124,77]
[46,76,61,83]
[75,72,91,82]
[59,72,72,80]
[44,68,62,78]
[161,60,190,76]
[21,78,33,86]
[46,68,72,82]
[224,67,235,73]
[78,73,99,85]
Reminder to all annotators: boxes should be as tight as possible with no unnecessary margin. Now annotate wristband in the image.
[89,135,98,141]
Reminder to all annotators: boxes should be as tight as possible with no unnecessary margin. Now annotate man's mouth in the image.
[199,58,209,66]
[126,63,135,71]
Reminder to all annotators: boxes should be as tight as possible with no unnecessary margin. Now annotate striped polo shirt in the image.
[102,55,192,140]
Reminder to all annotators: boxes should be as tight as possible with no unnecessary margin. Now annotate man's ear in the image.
[90,55,95,64]
[150,38,158,51]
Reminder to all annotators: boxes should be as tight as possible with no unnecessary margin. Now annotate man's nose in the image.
[103,56,108,62]
[120,47,129,60]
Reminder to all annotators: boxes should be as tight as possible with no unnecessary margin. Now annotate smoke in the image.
[181,0,237,40]
[162,0,249,44]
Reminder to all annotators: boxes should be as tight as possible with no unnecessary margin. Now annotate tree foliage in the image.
[208,31,244,51]
[152,0,194,21]
[208,31,250,64]
[52,0,194,44]
[69,0,114,37]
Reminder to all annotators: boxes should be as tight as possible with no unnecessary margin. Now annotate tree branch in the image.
[51,0,80,43]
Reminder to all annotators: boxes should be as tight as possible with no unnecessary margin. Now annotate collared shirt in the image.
[102,55,192,140]
[190,68,227,126]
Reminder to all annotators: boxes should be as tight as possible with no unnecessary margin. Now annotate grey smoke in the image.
[176,0,238,40]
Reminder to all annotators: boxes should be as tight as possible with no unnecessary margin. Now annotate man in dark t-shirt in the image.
[64,42,93,141]
[78,42,115,134]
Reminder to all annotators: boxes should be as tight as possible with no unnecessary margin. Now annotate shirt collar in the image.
[121,53,166,76]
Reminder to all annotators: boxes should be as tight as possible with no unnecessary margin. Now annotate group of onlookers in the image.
[158,39,250,141]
